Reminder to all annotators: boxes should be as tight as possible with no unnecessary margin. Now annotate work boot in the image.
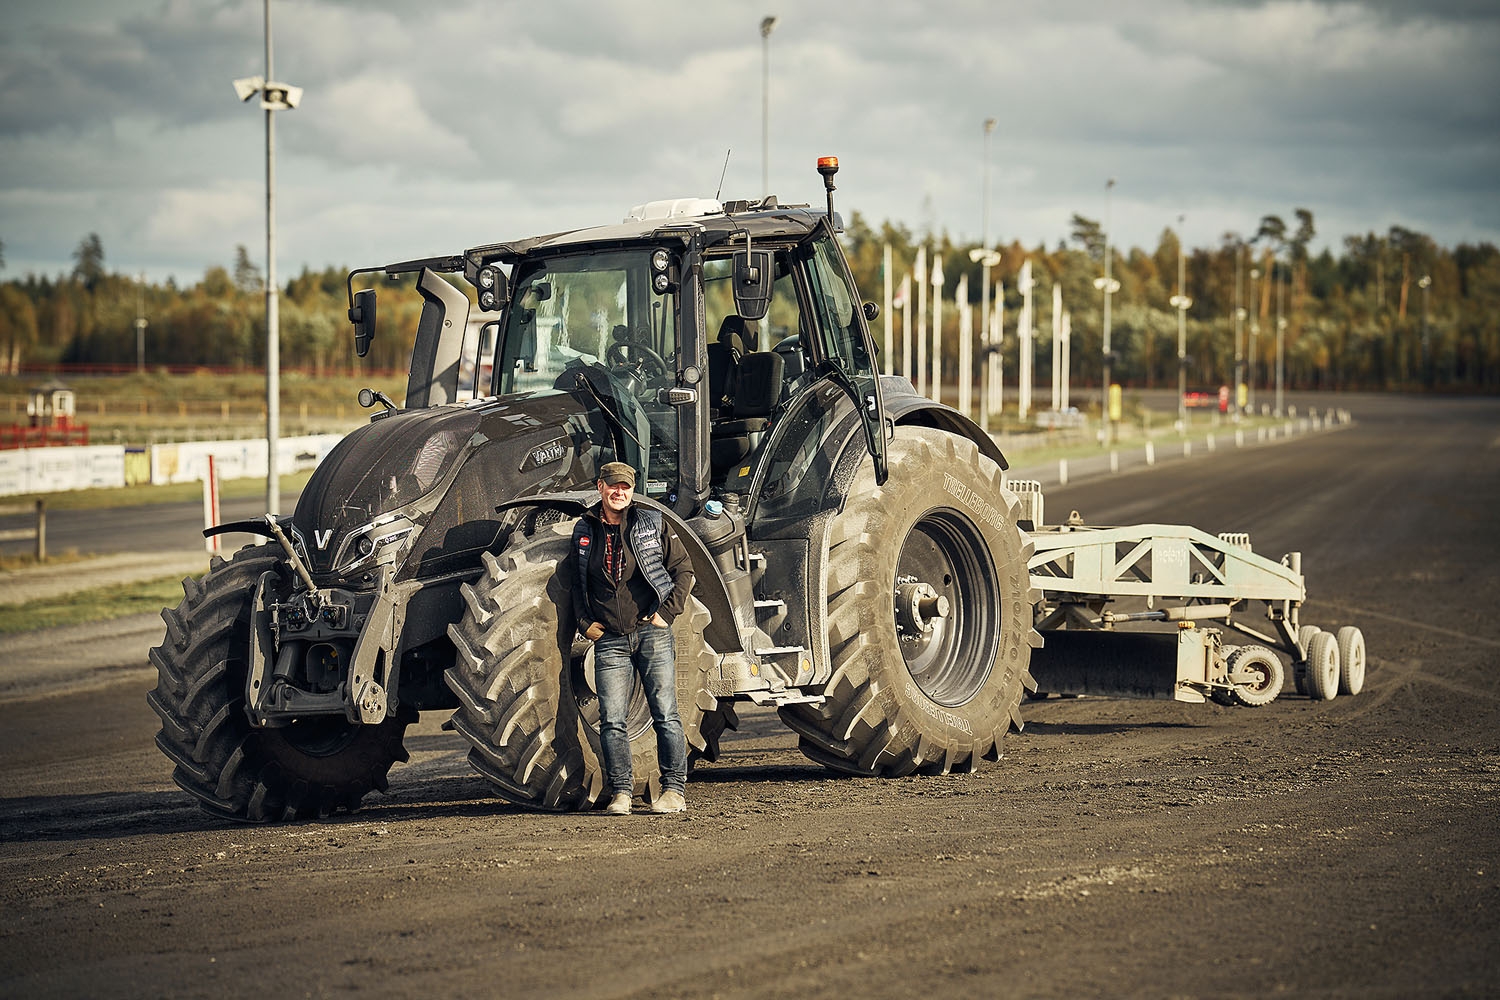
[603,792,632,816]
[649,789,686,814]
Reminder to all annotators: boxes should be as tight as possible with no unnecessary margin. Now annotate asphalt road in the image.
[1,391,1497,998]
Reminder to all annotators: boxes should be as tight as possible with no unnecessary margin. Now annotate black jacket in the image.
[571,503,694,636]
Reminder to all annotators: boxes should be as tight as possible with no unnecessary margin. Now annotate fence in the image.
[0,499,46,559]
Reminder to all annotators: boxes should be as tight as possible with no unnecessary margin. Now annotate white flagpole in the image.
[957,271,971,417]
[882,243,893,376]
[1051,281,1063,412]
[899,273,912,381]
[1061,309,1072,411]
[992,281,1005,421]
[1018,259,1033,420]
[930,253,946,403]
[915,246,928,397]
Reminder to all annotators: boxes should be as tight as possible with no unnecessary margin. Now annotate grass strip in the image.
[0,576,187,635]
[4,469,315,512]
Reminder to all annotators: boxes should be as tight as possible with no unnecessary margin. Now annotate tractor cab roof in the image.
[464,200,834,268]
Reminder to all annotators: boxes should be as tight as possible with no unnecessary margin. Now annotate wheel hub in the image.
[895,579,950,636]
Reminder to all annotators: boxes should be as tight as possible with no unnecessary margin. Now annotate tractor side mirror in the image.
[863,300,880,322]
[733,250,773,321]
[350,288,377,358]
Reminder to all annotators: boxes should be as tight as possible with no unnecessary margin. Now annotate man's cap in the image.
[598,462,636,487]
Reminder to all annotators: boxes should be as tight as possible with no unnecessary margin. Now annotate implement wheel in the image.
[779,427,1040,776]
[445,522,728,810]
[147,545,413,822]
[1336,626,1366,695]
[1305,630,1340,702]
[1227,645,1285,707]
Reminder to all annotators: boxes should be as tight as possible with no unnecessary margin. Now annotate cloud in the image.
[0,0,1496,283]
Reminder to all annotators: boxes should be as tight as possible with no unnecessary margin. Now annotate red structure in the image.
[1,382,90,449]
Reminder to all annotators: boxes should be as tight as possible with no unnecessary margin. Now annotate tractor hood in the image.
[292,390,603,582]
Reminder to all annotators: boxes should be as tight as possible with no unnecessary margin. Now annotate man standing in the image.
[571,462,695,815]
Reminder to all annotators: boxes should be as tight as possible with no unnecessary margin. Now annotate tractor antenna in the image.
[715,148,732,201]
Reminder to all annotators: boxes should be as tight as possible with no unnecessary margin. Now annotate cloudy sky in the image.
[2,0,1497,285]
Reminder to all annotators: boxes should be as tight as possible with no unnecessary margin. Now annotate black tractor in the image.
[148,159,1040,820]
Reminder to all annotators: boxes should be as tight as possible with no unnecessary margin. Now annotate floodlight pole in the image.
[1169,215,1192,428]
[263,0,280,515]
[234,0,299,515]
[135,271,147,373]
[1094,178,1119,443]
[761,16,777,199]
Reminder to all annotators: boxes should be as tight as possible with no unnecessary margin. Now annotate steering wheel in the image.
[606,337,669,384]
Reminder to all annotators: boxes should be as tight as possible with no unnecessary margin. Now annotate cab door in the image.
[802,222,889,483]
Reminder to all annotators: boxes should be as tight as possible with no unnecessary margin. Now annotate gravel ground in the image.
[1,394,1495,999]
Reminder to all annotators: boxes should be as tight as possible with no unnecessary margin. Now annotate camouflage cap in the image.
[598,462,636,487]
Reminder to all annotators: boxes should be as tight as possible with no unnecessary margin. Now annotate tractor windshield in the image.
[494,248,682,495]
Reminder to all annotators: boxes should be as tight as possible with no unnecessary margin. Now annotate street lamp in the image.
[135,271,148,373]
[233,0,301,516]
[1168,215,1192,428]
[1274,264,1286,417]
[1093,178,1120,443]
[760,16,777,199]
[1248,266,1260,413]
[1233,244,1245,422]
[976,116,998,430]
[1418,274,1432,384]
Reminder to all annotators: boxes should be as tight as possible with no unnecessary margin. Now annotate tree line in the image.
[2,217,1497,394]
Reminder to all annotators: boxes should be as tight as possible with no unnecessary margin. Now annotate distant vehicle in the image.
[1183,386,1230,413]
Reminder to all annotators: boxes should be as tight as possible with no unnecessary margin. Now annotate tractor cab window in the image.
[805,232,873,379]
[803,228,887,481]
[494,249,681,495]
[702,251,806,414]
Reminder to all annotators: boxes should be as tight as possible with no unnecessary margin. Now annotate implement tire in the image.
[147,545,413,823]
[780,427,1040,776]
[445,522,727,810]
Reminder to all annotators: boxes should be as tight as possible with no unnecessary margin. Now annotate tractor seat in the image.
[706,316,750,414]
[711,349,784,477]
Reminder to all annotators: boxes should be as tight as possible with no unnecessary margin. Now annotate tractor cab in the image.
[346,157,889,522]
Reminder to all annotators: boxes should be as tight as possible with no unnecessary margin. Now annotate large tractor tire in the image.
[780,427,1041,776]
[147,545,413,823]
[445,521,729,811]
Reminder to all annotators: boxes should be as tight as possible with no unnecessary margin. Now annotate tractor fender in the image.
[880,376,1009,471]
[496,492,745,654]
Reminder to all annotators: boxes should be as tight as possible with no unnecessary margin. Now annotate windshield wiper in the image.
[572,371,645,451]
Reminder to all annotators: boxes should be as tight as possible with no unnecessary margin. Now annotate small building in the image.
[27,381,77,430]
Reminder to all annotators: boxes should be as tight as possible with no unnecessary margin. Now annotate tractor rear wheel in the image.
[445,521,728,810]
[147,545,413,822]
[780,427,1040,776]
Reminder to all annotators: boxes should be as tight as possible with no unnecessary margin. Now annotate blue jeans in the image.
[593,625,686,797]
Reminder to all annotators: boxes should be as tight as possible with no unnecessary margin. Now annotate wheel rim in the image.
[573,646,654,741]
[894,508,999,708]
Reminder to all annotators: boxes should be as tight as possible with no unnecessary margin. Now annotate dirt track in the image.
[2,393,1497,998]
